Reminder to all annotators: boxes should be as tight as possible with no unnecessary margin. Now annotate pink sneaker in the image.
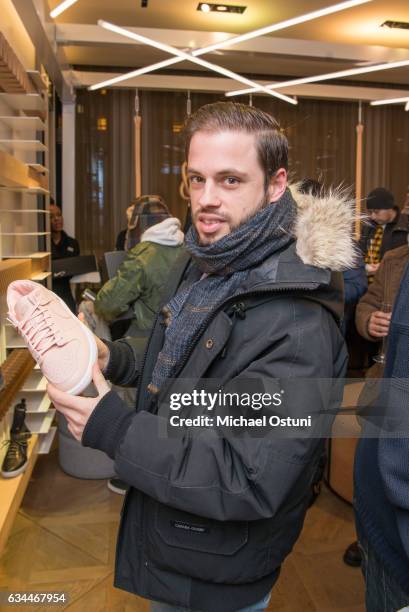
[7,280,97,395]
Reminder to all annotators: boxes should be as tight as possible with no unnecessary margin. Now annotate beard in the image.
[229,190,271,233]
[193,190,271,246]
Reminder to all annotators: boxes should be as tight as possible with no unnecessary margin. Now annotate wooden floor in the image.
[0,450,365,611]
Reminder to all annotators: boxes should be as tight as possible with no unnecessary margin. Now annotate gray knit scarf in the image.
[149,188,297,393]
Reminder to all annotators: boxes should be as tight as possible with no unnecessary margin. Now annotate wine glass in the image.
[373,301,392,364]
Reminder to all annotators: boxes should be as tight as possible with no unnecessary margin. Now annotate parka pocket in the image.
[146,501,255,583]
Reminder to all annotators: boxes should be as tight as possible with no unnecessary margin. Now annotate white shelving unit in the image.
[0,93,45,112]
[26,409,56,435]
[21,371,47,392]
[0,116,45,131]
[0,139,47,152]
[0,70,54,459]
[38,426,57,454]
[27,163,49,174]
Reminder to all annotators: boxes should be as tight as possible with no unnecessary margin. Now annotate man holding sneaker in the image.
[45,102,354,611]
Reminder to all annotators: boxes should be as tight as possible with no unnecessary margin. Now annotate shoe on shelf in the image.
[1,433,29,478]
[1,399,31,479]
[7,280,97,396]
[107,478,128,495]
[343,541,362,567]
[10,398,31,439]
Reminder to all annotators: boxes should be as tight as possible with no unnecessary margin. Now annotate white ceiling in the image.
[46,0,409,98]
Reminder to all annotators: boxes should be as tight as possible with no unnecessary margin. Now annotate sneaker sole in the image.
[1,461,28,478]
[65,323,98,396]
[107,480,128,495]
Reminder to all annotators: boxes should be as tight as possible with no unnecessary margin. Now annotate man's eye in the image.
[225,177,239,185]
[189,176,203,184]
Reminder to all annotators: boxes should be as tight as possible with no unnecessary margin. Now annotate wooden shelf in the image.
[0,116,45,131]
[0,434,39,557]
[31,271,51,281]
[38,426,56,454]
[21,372,47,393]
[2,231,49,236]
[2,251,50,259]
[27,163,49,174]
[0,209,50,214]
[26,409,55,435]
[1,231,49,237]
[0,186,49,194]
[15,392,51,414]
[0,348,35,423]
[0,139,47,153]
[27,70,48,93]
[0,259,32,294]
[0,93,45,112]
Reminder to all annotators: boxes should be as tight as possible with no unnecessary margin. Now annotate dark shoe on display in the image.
[1,399,31,479]
[1,432,29,478]
[343,541,362,567]
[107,478,128,495]
[10,398,31,438]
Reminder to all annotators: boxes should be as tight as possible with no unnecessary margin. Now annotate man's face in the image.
[369,208,397,225]
[50,205,63,232]
[187,130,286,245]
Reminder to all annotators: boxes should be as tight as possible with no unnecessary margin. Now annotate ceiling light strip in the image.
[370,96,409,106]
[88,58,183,90]
[50,0,79,19]
[89,0,372,93]
[226,58,409,97]
[96,20,297,104]
[199,0,373,54]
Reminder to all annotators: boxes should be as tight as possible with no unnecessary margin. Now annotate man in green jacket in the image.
[94,196,184,336]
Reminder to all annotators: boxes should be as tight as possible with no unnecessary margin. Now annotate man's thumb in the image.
[92,363,109,395]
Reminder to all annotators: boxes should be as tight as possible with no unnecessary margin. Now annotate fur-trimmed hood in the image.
[290,184,358,271]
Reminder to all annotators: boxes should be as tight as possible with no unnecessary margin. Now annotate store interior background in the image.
[0,0,408,609]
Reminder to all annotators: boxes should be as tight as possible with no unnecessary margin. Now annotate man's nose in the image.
[198,181,220,207]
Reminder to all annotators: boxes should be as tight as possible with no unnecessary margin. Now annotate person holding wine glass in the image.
[355,243,409,347]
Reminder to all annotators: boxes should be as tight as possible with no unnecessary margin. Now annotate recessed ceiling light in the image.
[197,3,247,14]
[381,20,409,30]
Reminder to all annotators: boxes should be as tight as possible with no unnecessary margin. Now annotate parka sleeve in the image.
[94,250,146,321]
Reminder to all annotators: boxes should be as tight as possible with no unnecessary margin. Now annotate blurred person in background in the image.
[343,239,409,569]
[360,187,408,282]
[50,202,80,313]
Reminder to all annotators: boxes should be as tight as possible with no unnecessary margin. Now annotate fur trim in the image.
[291,184,359,271]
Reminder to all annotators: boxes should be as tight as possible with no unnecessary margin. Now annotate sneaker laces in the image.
[2,437,27,459]
[8,297,65,361]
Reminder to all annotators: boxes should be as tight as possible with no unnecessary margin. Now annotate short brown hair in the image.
[183,102,288,190]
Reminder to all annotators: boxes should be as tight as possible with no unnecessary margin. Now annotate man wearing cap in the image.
[360,187,409,281]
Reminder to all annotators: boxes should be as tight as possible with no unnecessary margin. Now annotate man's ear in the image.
[268,168,288,202]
